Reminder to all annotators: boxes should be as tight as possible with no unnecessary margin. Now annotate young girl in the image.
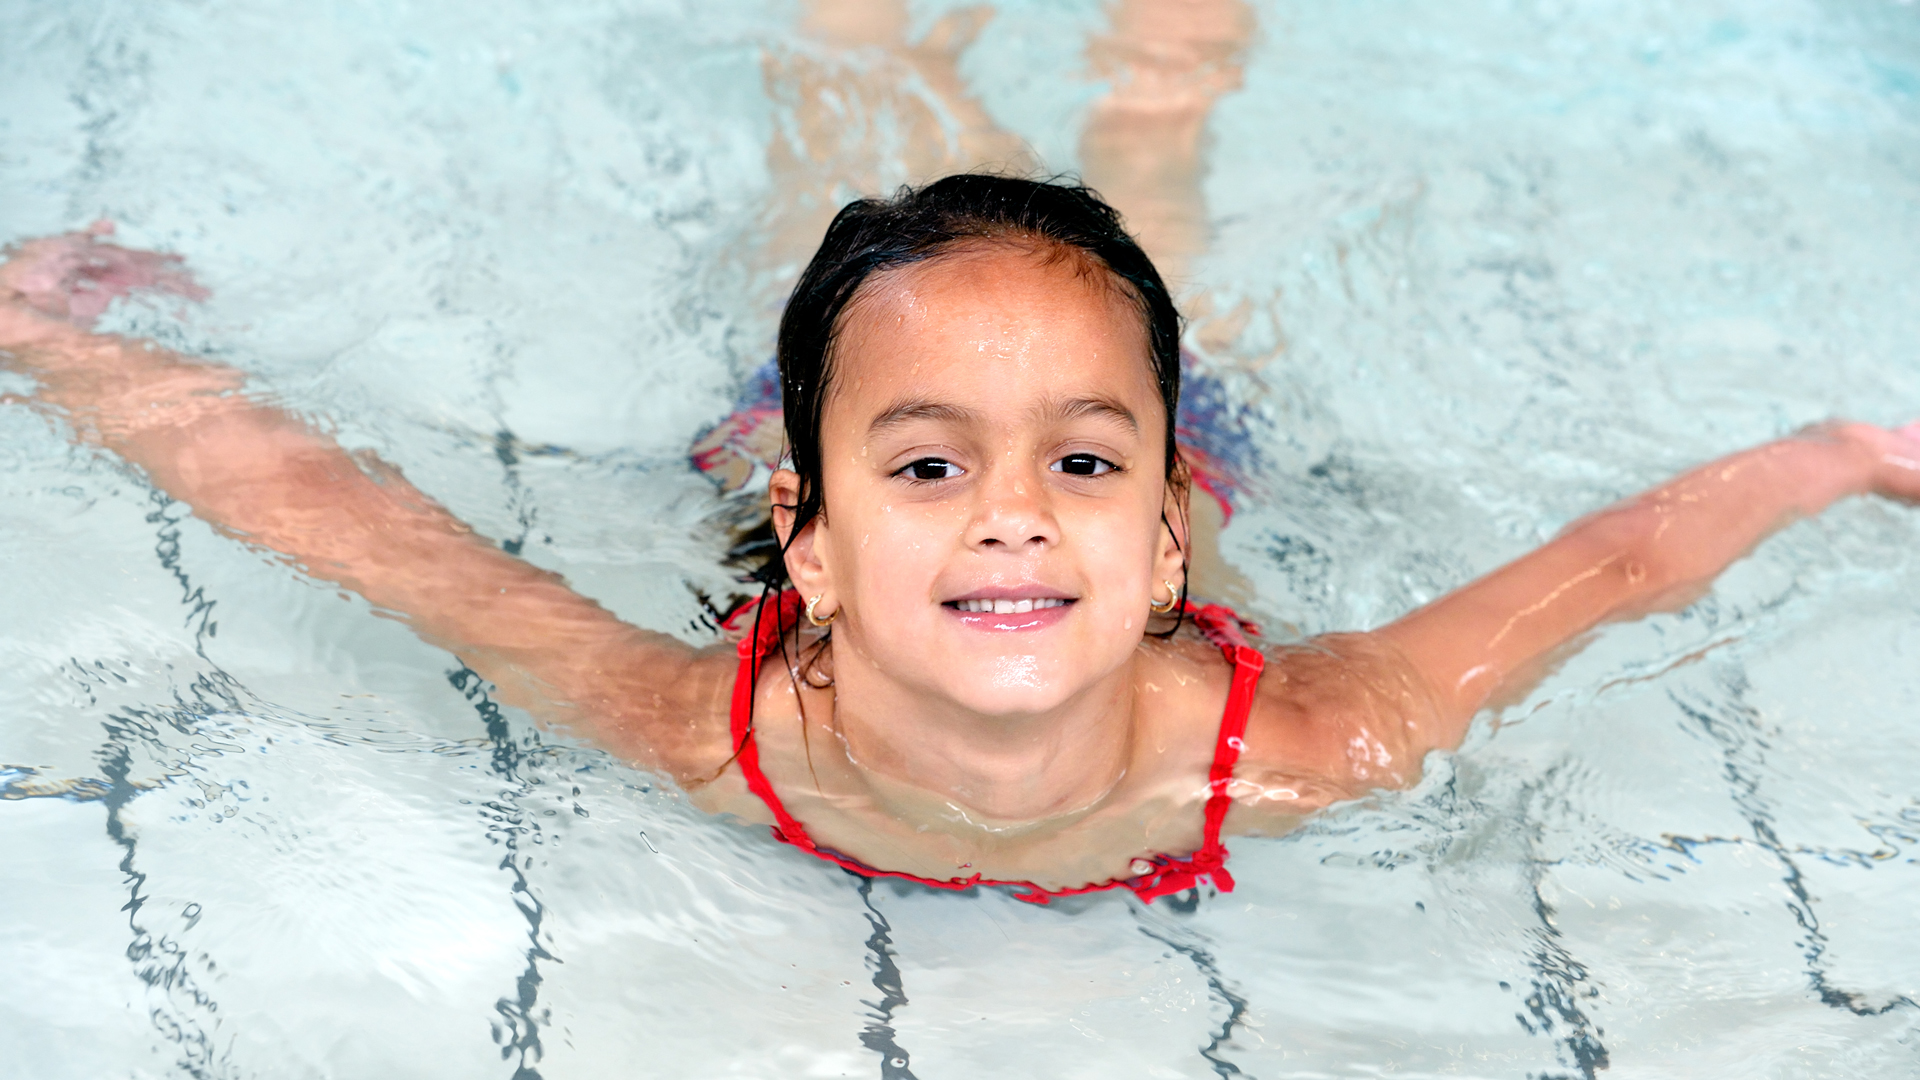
[3,175,1917,905]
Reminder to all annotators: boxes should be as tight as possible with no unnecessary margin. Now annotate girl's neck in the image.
[824,642,1140,825]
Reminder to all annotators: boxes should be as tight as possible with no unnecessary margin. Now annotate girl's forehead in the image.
[829,247,1156,409]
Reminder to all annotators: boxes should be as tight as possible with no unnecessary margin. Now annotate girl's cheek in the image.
[859,515,940,572]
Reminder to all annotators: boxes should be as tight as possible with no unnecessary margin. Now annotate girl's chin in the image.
[937,687,1079,719]
[917,653,1105,717]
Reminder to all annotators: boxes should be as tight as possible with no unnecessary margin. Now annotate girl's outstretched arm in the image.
[0,229,736,780]
[1377,422,1920,755]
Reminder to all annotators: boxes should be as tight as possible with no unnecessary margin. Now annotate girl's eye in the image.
[1053,453,1118,477]
[899,458,962,481]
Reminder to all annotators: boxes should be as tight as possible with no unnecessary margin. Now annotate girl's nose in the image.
[966,462,1060,551]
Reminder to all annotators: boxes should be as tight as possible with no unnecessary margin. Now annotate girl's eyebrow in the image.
[1045,396,1138,434]
[868,399,978,434]
[867,396,1140,435]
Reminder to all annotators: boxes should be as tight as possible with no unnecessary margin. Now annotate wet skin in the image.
[5,230,1920,889]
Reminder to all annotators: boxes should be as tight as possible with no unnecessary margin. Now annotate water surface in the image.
[2,1,1918,1076]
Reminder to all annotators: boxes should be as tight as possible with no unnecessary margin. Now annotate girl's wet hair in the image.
[769,173,1185,588]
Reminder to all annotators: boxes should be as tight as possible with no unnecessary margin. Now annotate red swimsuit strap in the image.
[723,592,1264,904]
[725,590,816,847]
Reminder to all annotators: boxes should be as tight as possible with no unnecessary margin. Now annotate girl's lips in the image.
[944,600,1074,632]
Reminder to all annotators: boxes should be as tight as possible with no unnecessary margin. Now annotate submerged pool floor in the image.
[2,0,1919,1077]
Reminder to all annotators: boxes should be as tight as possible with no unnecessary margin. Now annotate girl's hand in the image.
[1828,420,1920,503]
[0,222,206,329]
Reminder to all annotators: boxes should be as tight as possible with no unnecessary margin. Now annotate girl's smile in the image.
[943,591,1074,631]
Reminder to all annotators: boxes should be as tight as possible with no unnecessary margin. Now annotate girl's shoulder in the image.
[1234,632,1437,813]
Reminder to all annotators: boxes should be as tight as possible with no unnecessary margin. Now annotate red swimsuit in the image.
[726,592,1266,905]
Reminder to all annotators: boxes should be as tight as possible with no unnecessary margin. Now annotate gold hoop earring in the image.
[805,594,838,627]
[1150,580,1181,615]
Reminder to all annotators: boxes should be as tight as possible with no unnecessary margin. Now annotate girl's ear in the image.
[1157,455,1193,584]
[769,468,802,546]
[769,468,831,594]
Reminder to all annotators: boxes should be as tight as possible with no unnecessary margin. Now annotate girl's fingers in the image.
[2,229,205,327]
[62,247,208,323]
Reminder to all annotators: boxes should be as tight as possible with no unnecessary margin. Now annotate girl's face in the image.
[773,244,1185,719]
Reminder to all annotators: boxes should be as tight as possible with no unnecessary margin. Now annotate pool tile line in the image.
[80,481,269,1078]
[852,876,920,1080]
[1669,675,1920,1020]
[146,488,221,658]
[1130,894,1255,1079]
[451,663,559,1080]
[1503,763,1615,1080]
[97,671,248,1080]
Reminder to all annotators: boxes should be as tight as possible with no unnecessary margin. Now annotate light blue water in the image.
[3,1,1919,1077]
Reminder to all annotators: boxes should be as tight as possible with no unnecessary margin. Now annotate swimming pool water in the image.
[3,0,1919,1076]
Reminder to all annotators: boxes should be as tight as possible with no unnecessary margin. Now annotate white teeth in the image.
[954,597,1066,613]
